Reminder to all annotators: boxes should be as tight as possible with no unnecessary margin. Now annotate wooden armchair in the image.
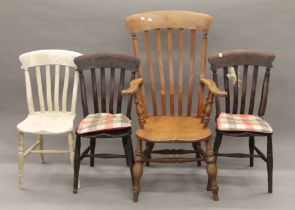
[123,11,227,202]
[208,50,275,193]
[72,53,140,193]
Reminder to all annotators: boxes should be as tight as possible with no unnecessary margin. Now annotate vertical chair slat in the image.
[54,65,60,111]
[62,66,69,112]
[240,65,248,114]
[117,69,125,113]
[35,66,45,112]
[258,67,270,116]
[223,67,230,113]
[144,31,157,115]
[187,30,196,116]
[248,65,258,114]
[91,68,99,113]
[232,65,239,114]
[197,32,208,117]
[100,68,106,113]
[212,69,220,115]
[167,28,175,115]
[45,65,53,111]
[71,72,79,113]
[24,69,35,114]
[132,33,147,115]
[155,28,166,115]
[178,28,184,115]
[126,72,136,118]
[109,68,115,113]
[79,71,89,117]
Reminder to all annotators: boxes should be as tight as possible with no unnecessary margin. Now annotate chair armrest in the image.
[122,78,144,95]
[200,78,227,97]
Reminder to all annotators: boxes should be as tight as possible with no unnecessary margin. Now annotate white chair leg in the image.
[17,130,24,189]
[37,134,45,163]
[68,132,75,166]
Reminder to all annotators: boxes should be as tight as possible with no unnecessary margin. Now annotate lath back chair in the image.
[72,53,140,193]
[123,10,227,202]
[17,49,82,189]
[208,50,275,193]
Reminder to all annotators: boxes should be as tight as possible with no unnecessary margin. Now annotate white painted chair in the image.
[17,49,82,189]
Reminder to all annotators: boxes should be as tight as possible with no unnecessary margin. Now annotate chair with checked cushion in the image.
[208,50,275,193]
[73,53,140,193]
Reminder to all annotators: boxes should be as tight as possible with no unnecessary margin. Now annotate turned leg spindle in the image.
[37,134,45,163]
[205,139,219,201]
[267,135,273,193]
[133,138,144,202]
[18,130,25,189]
[73,135,81,194]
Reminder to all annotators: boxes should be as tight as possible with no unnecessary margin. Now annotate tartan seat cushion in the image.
[216,112,273,134]
[77,113,131,134]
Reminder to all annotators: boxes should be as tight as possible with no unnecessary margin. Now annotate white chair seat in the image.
[17,112,75,134]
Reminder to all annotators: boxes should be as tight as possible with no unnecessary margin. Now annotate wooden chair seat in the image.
[17,112,75,134]
[136,116,212,142]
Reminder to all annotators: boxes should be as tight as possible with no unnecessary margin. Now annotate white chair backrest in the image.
[19,50,82,114]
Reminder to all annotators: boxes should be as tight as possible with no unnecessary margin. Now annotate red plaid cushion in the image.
[217,112,273,134]
[77,113,131,134]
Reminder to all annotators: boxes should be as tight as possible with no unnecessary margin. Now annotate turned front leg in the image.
[133,138,144,202]
[205,139,219,201]
[17,130,24,189]
[37,134,45,163]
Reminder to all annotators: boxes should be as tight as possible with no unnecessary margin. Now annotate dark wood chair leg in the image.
[192,142,202,166]
[145,142,154,166]
[208,133,222,191]
[249,136,255,167]
[205,139,219,201]
[267,135,273,193]
[125,136,135,185]
[122,137,130,166]
[90,138,96,167]
[213,133,222,159]
[133,138,144,202]
[73,134,81,194]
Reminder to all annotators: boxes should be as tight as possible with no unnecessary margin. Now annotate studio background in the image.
[0,0,294,209]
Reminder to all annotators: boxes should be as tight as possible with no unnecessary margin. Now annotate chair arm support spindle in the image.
[200,78,227,128]
[122,78,145,129]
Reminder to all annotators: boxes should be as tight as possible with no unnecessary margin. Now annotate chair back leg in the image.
[73,135,81,193]
[37,134,45,163]
[267,135,273,193]
[249,136,255,167]
[90,138,96,167]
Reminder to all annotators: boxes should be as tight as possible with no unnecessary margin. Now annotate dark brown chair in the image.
[73,53,140,193]
[208,50,275,193]
[123,11,227,202]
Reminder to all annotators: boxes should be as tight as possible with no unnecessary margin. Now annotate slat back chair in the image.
[123,11,227,202]
[72,53,140,193]
[17,49,82,189]
[208,50,275,193]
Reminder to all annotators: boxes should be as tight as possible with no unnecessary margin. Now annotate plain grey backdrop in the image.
[0,0,294,209]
